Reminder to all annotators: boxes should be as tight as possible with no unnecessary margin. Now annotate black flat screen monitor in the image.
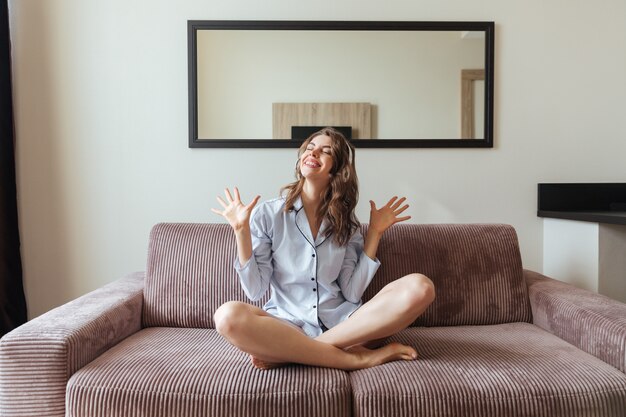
[291,126,352,140]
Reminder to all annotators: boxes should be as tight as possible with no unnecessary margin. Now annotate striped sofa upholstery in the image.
[2,223,626,417]
[361,223,532,326]
[142,223,532,329]
[142,223,267,328]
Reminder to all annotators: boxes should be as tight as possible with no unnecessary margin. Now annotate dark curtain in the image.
[0,0,27,337]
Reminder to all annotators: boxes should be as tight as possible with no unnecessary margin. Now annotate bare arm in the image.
[233,226,253,265]
[364,196,411,260]
[211,187,260,265]
[363,228,383,261]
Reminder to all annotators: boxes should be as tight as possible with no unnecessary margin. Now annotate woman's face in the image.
[299,134,334,181]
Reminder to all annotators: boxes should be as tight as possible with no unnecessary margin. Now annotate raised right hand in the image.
[211,187,260,231]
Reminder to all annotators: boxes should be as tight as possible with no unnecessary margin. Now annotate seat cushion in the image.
[66,328,350,417]
[350,323,626,417]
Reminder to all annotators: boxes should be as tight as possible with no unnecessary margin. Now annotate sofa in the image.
[1,222,625,417]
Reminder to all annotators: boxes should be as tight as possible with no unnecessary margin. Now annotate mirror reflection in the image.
[188,21,494,148]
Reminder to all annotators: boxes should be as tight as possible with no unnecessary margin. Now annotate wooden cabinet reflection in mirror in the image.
[461,69,485,139]
[273,103,371,140]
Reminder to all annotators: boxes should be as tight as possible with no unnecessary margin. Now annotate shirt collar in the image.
[292,196,304,211]
[292,196,330,247]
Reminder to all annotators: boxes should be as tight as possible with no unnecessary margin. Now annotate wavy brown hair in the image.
[280,127,359,246]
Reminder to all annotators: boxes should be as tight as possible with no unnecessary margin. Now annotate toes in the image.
[387,342,418,361]
[400,352,418,361]
[250,355,267,369]
[249,354,284,370]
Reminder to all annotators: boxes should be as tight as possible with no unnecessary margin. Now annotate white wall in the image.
[543,220,626,303]
[543,219,599,292]
[8,0,626,318]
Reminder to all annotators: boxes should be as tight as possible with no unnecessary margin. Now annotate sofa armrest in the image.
[0,272,144,417]
[525,269,626,373]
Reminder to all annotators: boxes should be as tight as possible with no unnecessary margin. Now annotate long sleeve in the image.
[229,197,379,336]
[233,207,273,301]
[336,229,381,303]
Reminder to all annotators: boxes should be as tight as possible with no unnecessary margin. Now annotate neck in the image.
[300,180,329,239]
[301,179,328,215]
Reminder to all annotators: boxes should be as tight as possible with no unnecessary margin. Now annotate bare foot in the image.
[345,344,373,354]
[347,338,388,350]
[249,354,286,370]
[347,343,418,369]
[249,343,417,371]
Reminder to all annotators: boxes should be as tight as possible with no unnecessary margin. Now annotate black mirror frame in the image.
[188,20,495,149]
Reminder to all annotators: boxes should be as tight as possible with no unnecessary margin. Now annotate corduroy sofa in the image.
[1,223,626,417]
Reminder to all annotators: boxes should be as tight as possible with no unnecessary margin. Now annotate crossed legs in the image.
[213,273,435,370]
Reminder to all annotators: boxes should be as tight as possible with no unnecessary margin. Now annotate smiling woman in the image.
[188,20,495,148]
[209,127,435,370]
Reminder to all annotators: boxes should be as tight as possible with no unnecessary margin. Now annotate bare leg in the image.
[316,273,435,350]
[214,301,417,370]
[249,318,306,370]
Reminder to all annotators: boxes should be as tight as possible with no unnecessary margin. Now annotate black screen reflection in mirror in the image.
[188,21,494,148]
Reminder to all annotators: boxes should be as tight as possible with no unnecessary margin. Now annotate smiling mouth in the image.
[303,159,321,168]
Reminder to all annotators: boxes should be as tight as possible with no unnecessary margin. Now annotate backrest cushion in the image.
[142,223,267,328]
[361,223,532,326]
[143,223,531,328]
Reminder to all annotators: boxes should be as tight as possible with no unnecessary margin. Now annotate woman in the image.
[211,127,435,370]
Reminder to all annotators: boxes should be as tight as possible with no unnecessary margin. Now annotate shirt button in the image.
[312,254,315,257]
[313,288,316,292]
[311,277,315,281]
[313,305,316,309]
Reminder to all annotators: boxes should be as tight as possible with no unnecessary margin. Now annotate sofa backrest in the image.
[142,223,531,328]
[360,223,531,326]
[143,223,267,328]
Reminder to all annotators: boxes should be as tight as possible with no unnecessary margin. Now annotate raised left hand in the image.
[369,196,411,234]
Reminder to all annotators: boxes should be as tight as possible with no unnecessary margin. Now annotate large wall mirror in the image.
[188,20,494,148]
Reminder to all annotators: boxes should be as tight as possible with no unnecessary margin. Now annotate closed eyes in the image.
[307,144,332,155]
